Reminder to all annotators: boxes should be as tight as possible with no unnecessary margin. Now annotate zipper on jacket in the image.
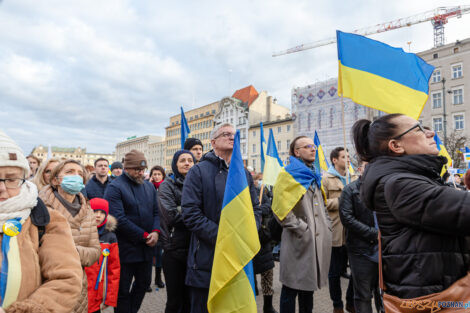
[193,239,200,270]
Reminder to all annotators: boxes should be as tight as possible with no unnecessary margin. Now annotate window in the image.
[252,144,256,153]
[277,141,281,151]
[454,47,459,54]
[433,117,443,132]
[286,140,291,150]
[252,159,256,170]
[432,69,441,83]
[230,118,233,124]
[277,126,281,133]
[453,88,463,105]
[452,64,463,79]
[212,110,216,114]
[432,92,442,109]
[241,143,246,154]
[454,114,465,130]
[433,53,438,59]
[253,130,256,137]
[287,125,291,132]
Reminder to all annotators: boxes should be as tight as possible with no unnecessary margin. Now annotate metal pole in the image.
[442,78,448,147]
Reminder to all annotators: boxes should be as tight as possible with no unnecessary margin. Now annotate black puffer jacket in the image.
[339,179,378,254]
[361,154,470,298]
[158,176,190,255]
[253,186,275,274]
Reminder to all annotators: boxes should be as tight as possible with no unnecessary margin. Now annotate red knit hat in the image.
[90,198,109,227]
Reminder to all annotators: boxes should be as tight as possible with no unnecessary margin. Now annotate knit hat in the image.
[184,138,203,151]
[123,150,147,169]
[171,150,195,180]
[110,161,123,171]
[90,197,109,227]
[0,130,30,176]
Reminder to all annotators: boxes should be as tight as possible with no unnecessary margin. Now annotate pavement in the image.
[133,262,351,313]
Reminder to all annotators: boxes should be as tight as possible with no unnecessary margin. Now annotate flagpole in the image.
[259,184,264,205]
[340,93,351,184]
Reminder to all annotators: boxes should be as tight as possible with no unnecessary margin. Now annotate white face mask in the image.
[257,179,263,186]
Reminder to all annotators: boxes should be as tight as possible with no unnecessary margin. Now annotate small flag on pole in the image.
[262,129,283,186]
[180,107,191,149]
[434,134,452,176]
[314,131,329,172]
[260,123,267,173]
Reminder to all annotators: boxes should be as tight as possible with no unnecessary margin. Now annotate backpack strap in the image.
[30,198,50,245]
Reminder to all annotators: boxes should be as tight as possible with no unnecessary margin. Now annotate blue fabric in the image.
[286,156,322,190]
[328,166,347,186]
[181,151,261,289]
[104,174,160,263]
[85,175,109,200]
[180,107,191,149]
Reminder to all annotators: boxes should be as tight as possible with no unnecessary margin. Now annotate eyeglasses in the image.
[296,144,317,150]
[215,132,235,139]
[392,123,427,139]
[0,178,25,189]
[128,168,146,173]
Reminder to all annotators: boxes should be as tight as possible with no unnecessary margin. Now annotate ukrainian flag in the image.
[263,129,283,186]
[208,131,260,313]
[434,133,452,176]
[314,131,330,172]
[272,156,322,221]
[337,31,434,120]
[348,163,355,175]
[180,107,191,149]
[260,122,267,173]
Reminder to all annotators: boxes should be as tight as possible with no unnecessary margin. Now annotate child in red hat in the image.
[85,198,120,313]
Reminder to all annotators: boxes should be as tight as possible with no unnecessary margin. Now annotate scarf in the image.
[0,181,37,308]
[53,189,81,217]
[327,166,347,186]
[152,180,163,190]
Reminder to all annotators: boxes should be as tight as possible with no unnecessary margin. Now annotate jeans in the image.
[329,246,354,309]
[162,251,190,313]
[189,286,209,313]
[280,285,313,313]
[348,252,382,313]
[114,261,152,313]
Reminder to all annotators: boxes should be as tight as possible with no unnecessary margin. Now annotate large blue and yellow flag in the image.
[208,130,260,313]
[337,31,434,120]
[313,131,330,172]
[272,156,322,221]
[263,129,283,186]
[260,122,267,173]
[180,107,191,149]
[434,133,452,176]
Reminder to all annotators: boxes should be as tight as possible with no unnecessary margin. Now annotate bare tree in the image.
[445,131,468,168]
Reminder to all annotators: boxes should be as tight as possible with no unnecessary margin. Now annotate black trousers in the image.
[328,246,354,309]
[280,285,313,313]
[162,251,190,313]
[189,286,209,313]
[348,252,382,313]
[115,261,152,313]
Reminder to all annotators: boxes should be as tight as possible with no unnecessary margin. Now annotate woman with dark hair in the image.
[158,150,195,313]
[149,165,166,289]
[352,113,470,299]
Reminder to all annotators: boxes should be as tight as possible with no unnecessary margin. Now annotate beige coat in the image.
[322,172,357,247]
[39,186,100,313]
[277,185,332,291]
[1,209,83,313]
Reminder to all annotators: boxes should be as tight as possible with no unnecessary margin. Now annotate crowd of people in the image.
[1,113,470,313]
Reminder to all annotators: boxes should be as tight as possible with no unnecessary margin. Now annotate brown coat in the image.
[277,186,332,291]
[322,172,357,247]
[39,186,101,313]
[1,209,83,313]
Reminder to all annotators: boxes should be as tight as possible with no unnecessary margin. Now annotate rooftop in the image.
[232,85,259,106]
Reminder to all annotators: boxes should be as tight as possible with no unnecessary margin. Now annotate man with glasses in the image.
[182,123,261,313]
[277,136,332,313]
[104,149,160,313]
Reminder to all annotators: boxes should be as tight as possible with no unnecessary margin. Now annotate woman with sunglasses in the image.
[353,113,470,299]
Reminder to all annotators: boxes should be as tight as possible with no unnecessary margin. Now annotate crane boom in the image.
[273,5,470,57]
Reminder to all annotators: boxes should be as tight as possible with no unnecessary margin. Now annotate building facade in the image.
[115,135,162,166]
[147,137,166,169]
[165,101,219,169]
[31,145,115,166]
[418,38,470,144]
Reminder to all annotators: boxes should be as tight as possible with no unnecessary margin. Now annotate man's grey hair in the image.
[210,122,235,140]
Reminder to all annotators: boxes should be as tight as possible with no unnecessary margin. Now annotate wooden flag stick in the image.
[259,184,265,205]
[340,95,351,184]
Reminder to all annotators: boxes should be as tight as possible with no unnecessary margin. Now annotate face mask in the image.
[61,175,85,195]
[258,179,263,186]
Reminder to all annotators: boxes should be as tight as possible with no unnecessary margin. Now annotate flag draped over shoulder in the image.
[263,129,283,186]
[272,156,321,221]
[208,130,260,313]
[434,133,452,176]
[337,30,434,120]
[260,123,267,173]
[180,107,191,149]
[313,131,330,172]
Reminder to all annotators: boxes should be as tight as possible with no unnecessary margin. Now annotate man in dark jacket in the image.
[339,161,381,313]
[104,150,160,313]
[182,123,261,313]
[85,157,110,199]
[184,137,204,163]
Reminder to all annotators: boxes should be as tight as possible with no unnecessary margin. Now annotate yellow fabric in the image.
[317,146,329,172]
[438,144,452,176]
[272,168,308,221]
[263,155,283,186]
[3,236,21,308]
[208,187,260,313]
[338,61,428,120]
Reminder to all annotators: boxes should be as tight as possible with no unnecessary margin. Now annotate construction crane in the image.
[273,5,470,57]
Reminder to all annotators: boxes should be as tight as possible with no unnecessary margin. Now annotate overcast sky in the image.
[1,1,470,154]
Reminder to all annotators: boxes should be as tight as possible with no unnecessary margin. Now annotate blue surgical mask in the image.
[61,175,85,195]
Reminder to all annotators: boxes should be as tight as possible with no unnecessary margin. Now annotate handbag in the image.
[378,231,470,313]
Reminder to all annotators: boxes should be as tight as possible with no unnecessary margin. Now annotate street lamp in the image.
[441,78,448,147]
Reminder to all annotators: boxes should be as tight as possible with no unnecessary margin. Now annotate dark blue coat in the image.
[104,173,160,263]
[85,175,109,200]
[181,151,261,288]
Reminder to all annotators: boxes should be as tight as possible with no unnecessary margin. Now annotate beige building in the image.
[418,38,470,144]
[165,102,219,169]
[248,117,294,173]
[115,135,163,167]
[31,145,115,166]
[147,137,166,169]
